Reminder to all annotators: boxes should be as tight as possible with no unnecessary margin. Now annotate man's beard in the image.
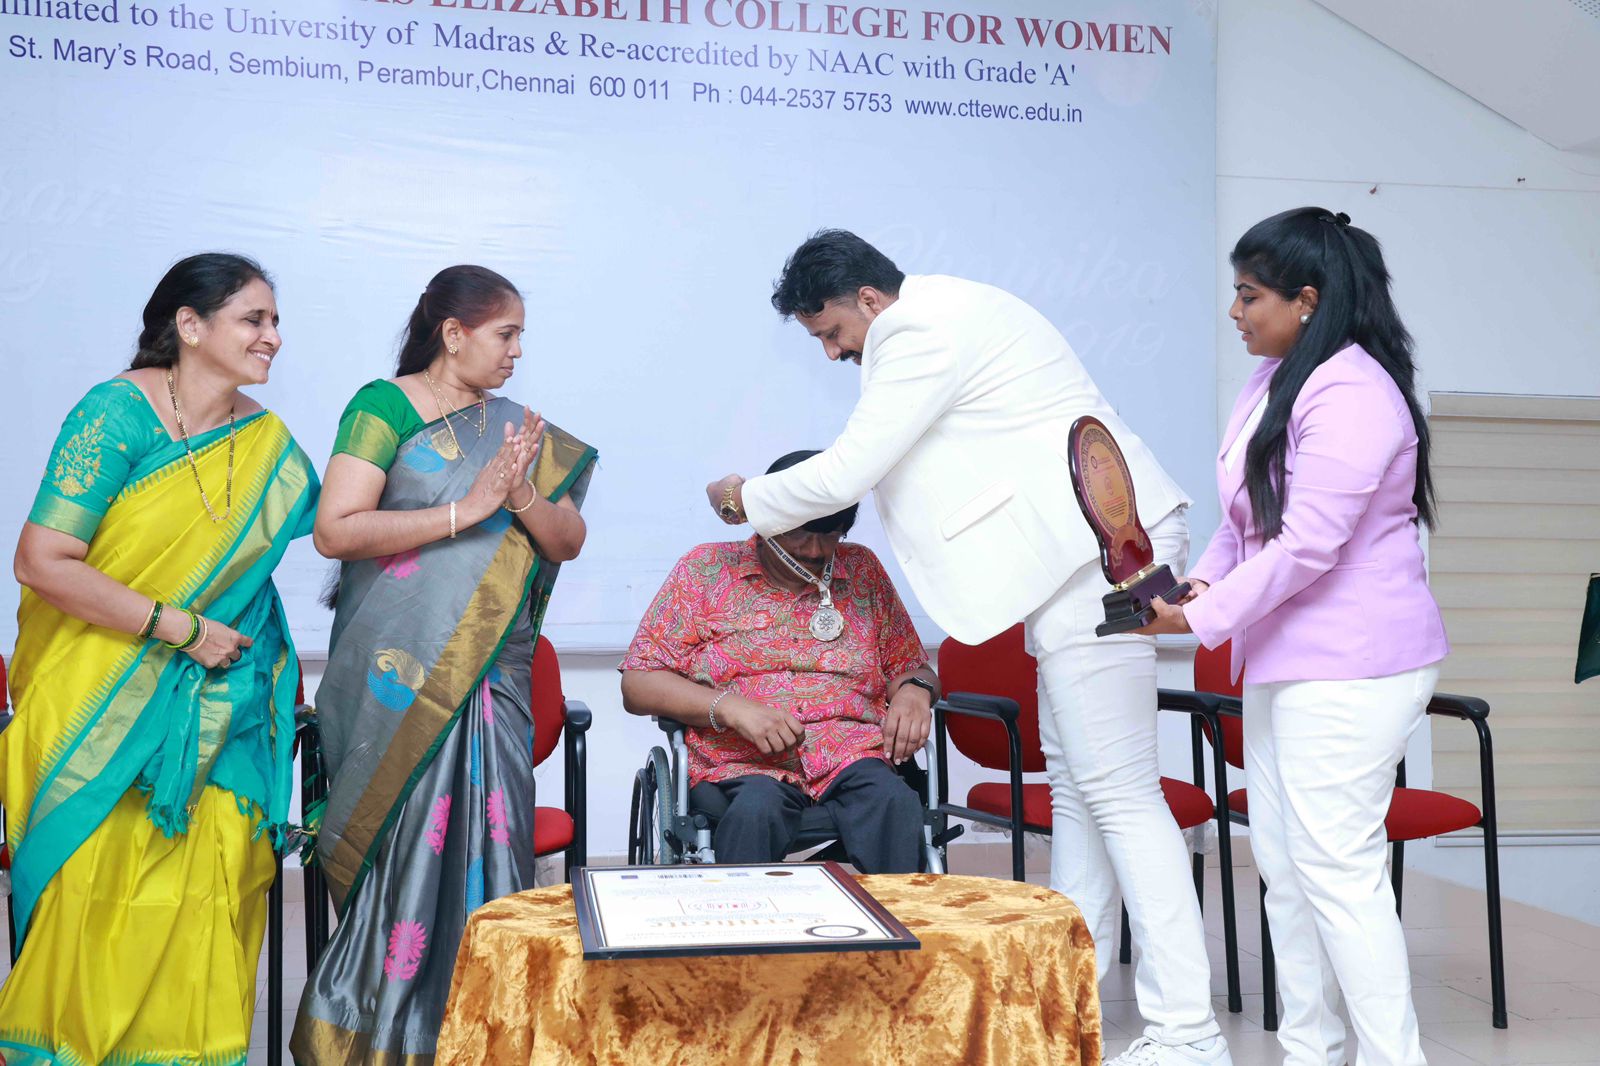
[841,351,862,365]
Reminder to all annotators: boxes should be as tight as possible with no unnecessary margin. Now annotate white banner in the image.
[1,0,1217,652]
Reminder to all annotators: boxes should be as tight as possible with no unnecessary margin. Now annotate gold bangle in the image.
[139,600,160,639]
[505,485,537,513]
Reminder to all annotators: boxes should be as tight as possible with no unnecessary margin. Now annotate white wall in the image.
[1214,0,1600,924]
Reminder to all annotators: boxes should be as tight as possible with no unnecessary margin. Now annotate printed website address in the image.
[903,97,1083,123]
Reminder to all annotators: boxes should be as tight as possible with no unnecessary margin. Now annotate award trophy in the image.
[1067,416,1191,636]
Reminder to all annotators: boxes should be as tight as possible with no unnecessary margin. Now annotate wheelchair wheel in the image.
[627,766,649,865]
[627,747,680,865]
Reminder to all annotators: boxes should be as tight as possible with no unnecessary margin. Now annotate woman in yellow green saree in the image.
[0,254,319,1066]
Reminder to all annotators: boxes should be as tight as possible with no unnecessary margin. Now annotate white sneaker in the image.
[1105,1035,1233,1066]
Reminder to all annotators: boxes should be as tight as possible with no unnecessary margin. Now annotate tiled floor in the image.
[1090,856,1600,1066]
[4,846,1597,1065]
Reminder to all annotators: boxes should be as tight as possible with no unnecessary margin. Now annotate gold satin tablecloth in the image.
[437,872,1100,1065]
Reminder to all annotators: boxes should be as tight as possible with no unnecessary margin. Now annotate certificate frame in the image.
[571,861,921,961]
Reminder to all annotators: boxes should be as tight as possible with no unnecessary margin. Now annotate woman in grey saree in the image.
[292,267,596,1064]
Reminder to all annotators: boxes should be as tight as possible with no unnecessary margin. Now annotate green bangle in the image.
[141,600,164,639]
[163,609,200,650]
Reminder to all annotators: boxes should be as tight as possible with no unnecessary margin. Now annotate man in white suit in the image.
[706,230,1229,1066]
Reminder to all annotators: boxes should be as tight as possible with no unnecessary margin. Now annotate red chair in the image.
[529,634,592,880]
[1188,642,1506,1030]
[933,625,1046,883]
[933,625,1241,1012]
[1384,699,1505,1029]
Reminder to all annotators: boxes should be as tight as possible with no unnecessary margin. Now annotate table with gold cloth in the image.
[437,872,1100,1065]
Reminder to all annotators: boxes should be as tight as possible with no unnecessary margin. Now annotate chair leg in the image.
[1009,813,1026,884]
[1192,849,1205,911]
[1392,839,1405,920]
[1260,877,1277,1032]
[267,853,284,1066]
[1483,824,1507,1028]
[1216,821,1241,1014]
[310,867,324,961]
[1119,902,1132,964]
[302,860,318,974]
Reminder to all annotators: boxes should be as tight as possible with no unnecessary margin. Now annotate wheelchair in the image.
[626,717,960,871]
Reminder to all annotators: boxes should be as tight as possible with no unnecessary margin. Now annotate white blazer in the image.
[742,274,1189,644]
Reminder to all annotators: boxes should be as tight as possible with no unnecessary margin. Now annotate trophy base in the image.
[1095,565,1192,637]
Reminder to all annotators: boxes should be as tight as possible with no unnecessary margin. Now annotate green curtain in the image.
[1578,574,1600,685]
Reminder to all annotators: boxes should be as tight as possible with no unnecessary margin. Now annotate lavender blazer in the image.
[1185,344,1448,684]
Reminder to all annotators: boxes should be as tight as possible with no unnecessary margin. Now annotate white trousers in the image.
[1244,665,1439,1066]
[1027,509,1220,1046]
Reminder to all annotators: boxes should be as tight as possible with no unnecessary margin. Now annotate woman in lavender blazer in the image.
[1141,207,1448,1066]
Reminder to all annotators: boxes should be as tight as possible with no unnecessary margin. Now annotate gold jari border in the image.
[290,1014,436,1066]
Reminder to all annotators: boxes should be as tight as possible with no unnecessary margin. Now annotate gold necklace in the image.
[422,369,487,457]
[166,368,235,523]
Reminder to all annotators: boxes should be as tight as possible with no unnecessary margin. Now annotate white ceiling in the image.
[1314,0,1600,156]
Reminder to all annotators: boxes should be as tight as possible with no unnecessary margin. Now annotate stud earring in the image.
[448,345,459,355]
[1299,313,1311,325]
[185,335,199,347]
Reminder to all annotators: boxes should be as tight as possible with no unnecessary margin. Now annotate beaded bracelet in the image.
[708,688,732,731]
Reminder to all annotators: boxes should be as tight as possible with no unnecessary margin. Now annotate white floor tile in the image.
[1423,1017,1596,1065]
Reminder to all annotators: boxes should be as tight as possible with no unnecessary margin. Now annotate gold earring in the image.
[185,335,199,347]
[448,344,459,355]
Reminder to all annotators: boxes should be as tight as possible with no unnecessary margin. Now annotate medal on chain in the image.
[763,536,845,642]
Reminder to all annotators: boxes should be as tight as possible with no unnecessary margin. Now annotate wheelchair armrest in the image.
[936,692,1020,723]
[563,700,593,732]
[652,715,688,737]
[1428,693,1490,722]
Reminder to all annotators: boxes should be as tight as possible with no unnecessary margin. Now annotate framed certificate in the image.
[571,861,921,960]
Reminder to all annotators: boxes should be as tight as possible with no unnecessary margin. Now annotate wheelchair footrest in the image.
[933,824,966,848]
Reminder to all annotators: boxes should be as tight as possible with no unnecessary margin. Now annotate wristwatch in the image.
[719,483,743,523]
[898,676,938,705]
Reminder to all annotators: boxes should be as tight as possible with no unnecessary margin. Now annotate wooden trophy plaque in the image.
[1067,417,1191,636]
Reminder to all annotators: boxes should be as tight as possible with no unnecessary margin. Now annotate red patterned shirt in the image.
[620,538,929,798]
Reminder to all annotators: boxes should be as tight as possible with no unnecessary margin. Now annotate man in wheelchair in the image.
[620,450,940,873]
